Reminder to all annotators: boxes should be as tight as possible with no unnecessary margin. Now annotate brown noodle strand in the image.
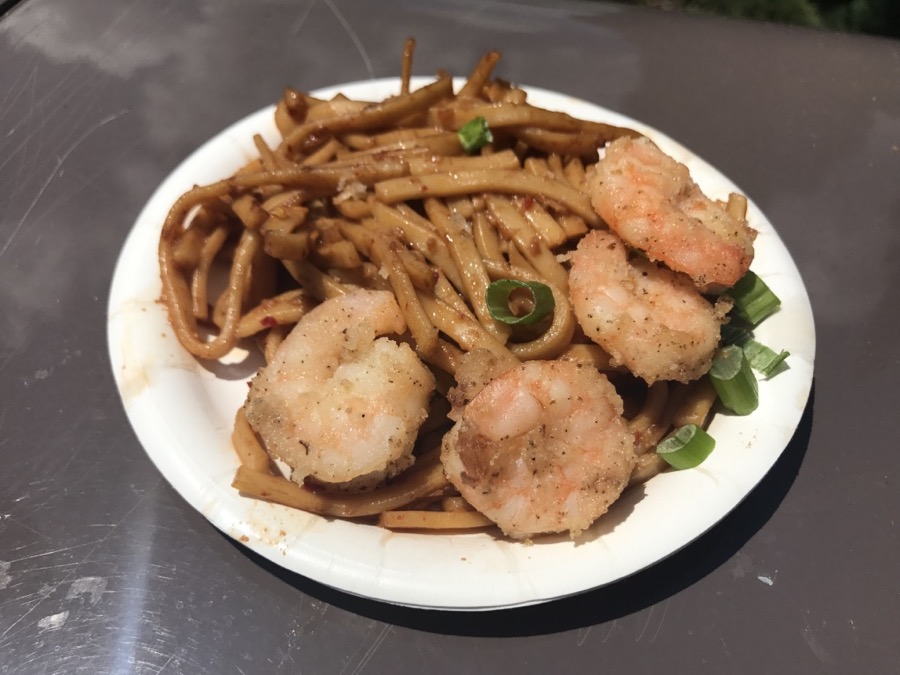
[236,289,314,338]
[232,449,449,518]
[190,224,229,320]
[160,226,260,360]
[516,197,568,247]
[378,509,493,530]
[425,198,512,343]
[279,76,454,155]
[484,194,569,293]
[672,377,718,428]
[628,382,670,455]
[377,239,440,355]
[457,50,501,99]
[376,170,600,225]
[726,193,748,221]
[401,37,416,96]
[232,409,275,473]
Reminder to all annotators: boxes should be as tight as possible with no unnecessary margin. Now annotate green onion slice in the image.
[485,279,554,325]
[743,341,789,377]
[727,270,781,326]
[656,424,716,470]
[458,116,493,154]
[709,344,759,415]
[721,324,790,377]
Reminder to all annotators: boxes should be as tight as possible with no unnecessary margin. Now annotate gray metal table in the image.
[1,0,897,672]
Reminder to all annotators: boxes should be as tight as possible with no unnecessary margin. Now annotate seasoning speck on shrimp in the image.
[590,136,755,292]
[568,229,730,384]
[243,289,435,491]
[441,358,635,540]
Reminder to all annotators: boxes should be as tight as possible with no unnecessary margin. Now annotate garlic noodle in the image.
[158,41,727,536]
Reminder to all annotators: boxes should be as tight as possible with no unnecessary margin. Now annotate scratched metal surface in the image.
[1,0,898,672]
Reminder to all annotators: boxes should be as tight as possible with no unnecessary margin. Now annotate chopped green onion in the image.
[656,424,716,470]
[727,270,781,326]
[721,324,790,377]
[485,279,554,325]
[458,116,493,154]
[741,341,789,377]
[710,345,759,415]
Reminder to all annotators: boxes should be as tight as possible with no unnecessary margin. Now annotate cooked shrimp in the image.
[243,289,435,491]
[568,229,729,384]
[441,358,635,540]
[445,347,519,421]
[590,136,755,291]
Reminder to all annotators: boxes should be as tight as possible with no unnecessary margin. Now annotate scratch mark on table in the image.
[290,0,318,36]
[3,515,49,542]
[0,64,38,130]
[635,604,654,641]
[98,0,142,43]
[5,541,103,566]
[153,652,176,675]
[0,109,128,262]
[5,57,39,212]
[18,132,144,226]
[0,62,88,176]
[575,625,592,647]
[341,624,391,675]
[801,617,833,665]
[601,618,618,643]
[649,598,670,643]
[322,0,374,78]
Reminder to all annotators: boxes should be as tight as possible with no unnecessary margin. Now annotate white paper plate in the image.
[107,78,815,610]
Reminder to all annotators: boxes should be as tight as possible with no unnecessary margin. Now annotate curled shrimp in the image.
[243,289,435,491]
[590,136,755,292]
[441,356,635,540]
[568,229,730,384]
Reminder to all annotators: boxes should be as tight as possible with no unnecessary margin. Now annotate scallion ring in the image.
[486,279,554,325]
[656,424,716,470]
[710,344,759,415]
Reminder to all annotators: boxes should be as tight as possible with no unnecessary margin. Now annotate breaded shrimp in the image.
[568,229,729,384]
[441,358,635,540]
[243,289,435,491]
[590,136,755,292]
